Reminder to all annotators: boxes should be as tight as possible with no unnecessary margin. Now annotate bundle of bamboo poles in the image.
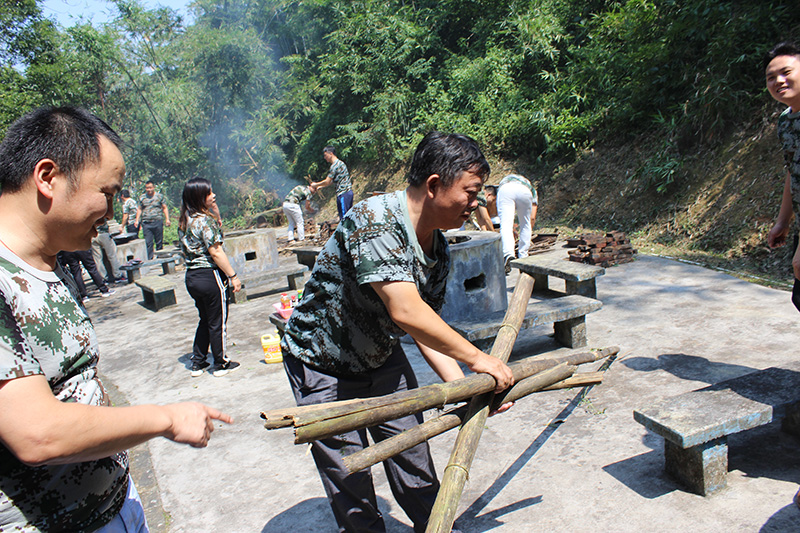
[261,271,618,533]
[261,345,617,445]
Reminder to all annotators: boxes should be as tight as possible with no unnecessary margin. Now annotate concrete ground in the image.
[87,245,800,532]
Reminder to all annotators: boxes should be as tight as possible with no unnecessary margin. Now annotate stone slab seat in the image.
[448,293,602,349]
[512,254,605,298]
[232,263,309,303]
[134,275,177,311]
[289,246,322,270]
[633,362,800,496]
[120,256,177,284]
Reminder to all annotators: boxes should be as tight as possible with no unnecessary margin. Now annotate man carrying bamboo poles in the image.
[280,131,514,532]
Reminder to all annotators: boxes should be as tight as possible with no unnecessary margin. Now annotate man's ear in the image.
[32,159,61,200]
[425,174,441,199]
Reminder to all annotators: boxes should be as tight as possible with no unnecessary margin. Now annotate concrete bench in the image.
[289,246,322,270]
[633,362,800,496]
[269,314,288,335]
[120,257,177,284]
[512,254,605,298]
[232,264,308,303]
[448,293,602,349]
[134,276,177,311]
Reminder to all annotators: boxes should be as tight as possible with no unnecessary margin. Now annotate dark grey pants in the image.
[141,219,163,260]
[283,345,440,533]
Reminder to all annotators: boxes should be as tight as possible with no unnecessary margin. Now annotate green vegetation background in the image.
[2,0,800,283]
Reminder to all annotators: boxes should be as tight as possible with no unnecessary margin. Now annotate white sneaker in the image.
[213,361,240,377]
[101,289,116,297]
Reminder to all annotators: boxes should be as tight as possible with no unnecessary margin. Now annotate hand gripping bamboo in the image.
[426,272,536,533]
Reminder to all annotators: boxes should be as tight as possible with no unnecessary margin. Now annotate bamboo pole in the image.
[427,273,536,533]
[262,346,619,443]
[342,362,576,473]
[294,347,618,443]
[540,371,604,390]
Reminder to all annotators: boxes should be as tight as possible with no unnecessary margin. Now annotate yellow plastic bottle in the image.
[261,334,283,364]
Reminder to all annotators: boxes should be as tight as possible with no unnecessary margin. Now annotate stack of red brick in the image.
[567,230,637,267]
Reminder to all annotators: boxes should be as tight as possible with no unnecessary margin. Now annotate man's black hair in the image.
[764,42,800,71]
[0,106,122,194]
[120,188,130,198]
[407,131,489,188]
[323,146,336,155]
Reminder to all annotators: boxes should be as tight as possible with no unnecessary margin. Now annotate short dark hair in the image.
[145,180,155,187]
[120,188,130,198]
[484,185,498,197]
[179,177,213,231]
[764,42,800,70]
[407,131,489,188]
[323,146,336,155]
[0,106,122,194]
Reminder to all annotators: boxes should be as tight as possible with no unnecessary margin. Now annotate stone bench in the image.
[289,246,322,270]
[134,275,177,311]
[512,254,605,298]
[120,257,177,284]
[448,293,602,349]
[633,362,800,496]
[232,264,308,303]
[269,313,288,335]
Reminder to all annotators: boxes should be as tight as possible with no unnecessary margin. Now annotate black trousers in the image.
[185,268,230,366]
[60,250,109,297]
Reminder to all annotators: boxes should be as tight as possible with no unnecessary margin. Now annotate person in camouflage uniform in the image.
[178,177,242,378]
[312,146,353,220]
[282,182,317,241]
[120,189,139,235]
[0,106,232,532]
[473,185,498,231]
[281,132,514,533]
[766,42,800,314]
[764,40,800,512]
[135,181,170,259]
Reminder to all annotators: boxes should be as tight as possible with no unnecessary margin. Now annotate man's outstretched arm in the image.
[0,374,232,467]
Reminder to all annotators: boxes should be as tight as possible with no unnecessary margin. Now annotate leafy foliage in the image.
[2,0,799,222]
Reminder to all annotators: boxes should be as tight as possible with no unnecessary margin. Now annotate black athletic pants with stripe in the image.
[185,267,230,367]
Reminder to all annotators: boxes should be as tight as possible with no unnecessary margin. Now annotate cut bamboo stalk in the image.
[540,371,604,391]
[342,362,576,473]
[260,346,619,432]
[292,346,618,444]
[269,346,619,444]
[427,273,536,533]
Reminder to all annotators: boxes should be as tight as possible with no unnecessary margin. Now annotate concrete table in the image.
[512,254,605,298]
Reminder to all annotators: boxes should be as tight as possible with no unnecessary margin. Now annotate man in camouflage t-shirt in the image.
[281,132,513,533]
[0,106,231,531]
[135,181,170,259]
[765,42,800,313]
[312,146,353,220]
[121,189,139,234]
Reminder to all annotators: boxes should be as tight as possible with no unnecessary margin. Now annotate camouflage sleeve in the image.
[200,216,223,249]
[344,202,415,286]
[0,292,42,381]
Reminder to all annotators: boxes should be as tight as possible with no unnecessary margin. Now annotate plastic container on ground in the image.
[261,334,283,364]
